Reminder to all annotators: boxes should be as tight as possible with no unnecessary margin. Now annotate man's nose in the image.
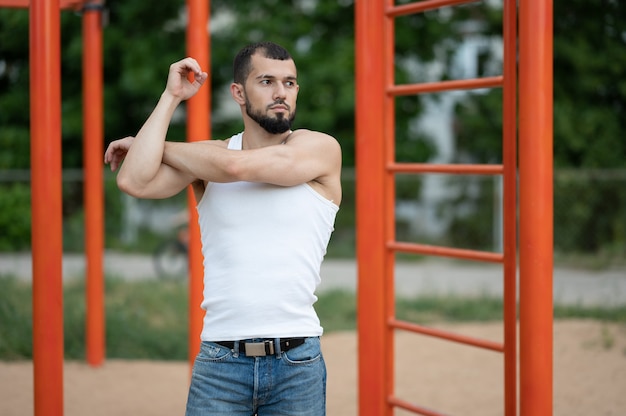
[273,83,287,100]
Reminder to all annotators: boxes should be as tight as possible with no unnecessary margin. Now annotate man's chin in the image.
[261,124,291,134]
[259,117,292,134]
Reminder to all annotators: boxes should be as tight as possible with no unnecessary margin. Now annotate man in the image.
[104,42,341,415]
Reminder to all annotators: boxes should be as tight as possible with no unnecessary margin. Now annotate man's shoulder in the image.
[290,129,340,147]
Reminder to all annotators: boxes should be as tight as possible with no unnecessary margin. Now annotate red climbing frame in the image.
[1,0,210,414]
[5,0,552,414]
[356,0,553,415]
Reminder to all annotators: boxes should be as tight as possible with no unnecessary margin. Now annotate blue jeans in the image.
[185,337,326,416]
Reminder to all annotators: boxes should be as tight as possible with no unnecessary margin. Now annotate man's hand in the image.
[165,57,208,101]
[104,136,135,171]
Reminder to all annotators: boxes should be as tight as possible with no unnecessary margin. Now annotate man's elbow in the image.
[221,158,246,181]
[116,173,145,198]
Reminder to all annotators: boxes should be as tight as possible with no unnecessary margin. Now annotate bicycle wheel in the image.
[153,240,188,280]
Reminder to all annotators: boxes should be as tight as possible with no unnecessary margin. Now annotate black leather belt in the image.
[215,337,306,357]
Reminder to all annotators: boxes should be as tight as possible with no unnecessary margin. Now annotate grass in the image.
[1,276,625,360]
[0,277,189,361]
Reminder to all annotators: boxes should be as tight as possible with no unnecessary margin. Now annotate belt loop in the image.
[232,340,240,358]
[274,338,282,359]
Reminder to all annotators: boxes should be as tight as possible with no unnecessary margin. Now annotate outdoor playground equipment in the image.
[4,0,553,415]
[356,1,553,415]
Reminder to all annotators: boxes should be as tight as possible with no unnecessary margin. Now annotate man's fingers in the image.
[172,57,206,82]
[182,57,203,74]
[193,71,209,87]
[104,136,134,166]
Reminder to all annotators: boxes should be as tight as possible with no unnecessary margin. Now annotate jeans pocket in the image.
[195,341,232,363]
[283,337,322,366]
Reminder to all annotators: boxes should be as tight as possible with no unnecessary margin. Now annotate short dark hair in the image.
[233,41,293,84]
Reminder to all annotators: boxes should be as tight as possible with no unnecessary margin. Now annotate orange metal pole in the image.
[82,0,105,367]
[382,2,397,413]
[356,0,390,415]
[386,0,479,17]
[29,0,64,415]
[519,0,554,415]
[501,1,518,415]
[388,161,503,175]
[0,0,84,9]
[388,75,503,96]
[185,0,210,368]
[391,319,504,352]
[388,241,503,263]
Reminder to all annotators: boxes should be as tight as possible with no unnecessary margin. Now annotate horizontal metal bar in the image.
[388,396,449,416]
[387,0,481,17]
[388,241,504,263]
[388,76,503,96]
[388,162,504,175]
[390,319,505,352]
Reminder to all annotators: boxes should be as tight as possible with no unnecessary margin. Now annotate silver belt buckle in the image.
[244,340,274,356]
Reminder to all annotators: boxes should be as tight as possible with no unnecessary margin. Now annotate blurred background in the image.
[0,0,624,268]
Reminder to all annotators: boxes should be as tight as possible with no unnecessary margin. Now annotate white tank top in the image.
[196,132,339,341]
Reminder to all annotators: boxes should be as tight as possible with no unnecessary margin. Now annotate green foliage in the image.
[103,278,188,360]
[445,176,496,251]
[554,171,626,259]
[0,128,30,169]
[449,1,626,257]
[553,0,626,168]
[453,89,503,164]
[396,294,504,323]
[208,0,358,163]
[326,170,356,257]
[440,169,626,259]
[3,278,625,360]
[0,184,31,251]
[0,277,189,360]
[315,290,357,332]
[103,173,126,248]
[0,278,32,359]
[100,2,188,142]
[1,1,625,259]
[453,0,626,169]
[0,0,450,172]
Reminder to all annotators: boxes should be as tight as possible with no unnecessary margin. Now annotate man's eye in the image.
[261,79,271,85]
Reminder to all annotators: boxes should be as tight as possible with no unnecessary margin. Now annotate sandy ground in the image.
[1,320,625,416]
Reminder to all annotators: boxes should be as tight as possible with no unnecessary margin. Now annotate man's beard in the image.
[245,98,296,134]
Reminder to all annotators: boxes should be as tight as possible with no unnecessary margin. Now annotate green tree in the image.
[552,0,626,168]
[451,0,626,258]
[1,0,451,251]
[208,0,358,163]
[1,3,188,250]
[454,0,626,168]
[1,0,458,173]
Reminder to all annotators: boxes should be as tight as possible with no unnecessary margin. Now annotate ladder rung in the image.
[390,319,505,352]
[388,76,503,96]
[387,0,481,17]
[388,241,504,263]
[388,162,503,175]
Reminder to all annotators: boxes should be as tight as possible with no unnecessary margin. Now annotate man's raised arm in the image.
[103,58,208,199]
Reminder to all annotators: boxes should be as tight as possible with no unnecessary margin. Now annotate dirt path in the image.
[2,320,625,416]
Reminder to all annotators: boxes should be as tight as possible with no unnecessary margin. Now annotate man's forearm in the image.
[163,141,238,183]
[117,92,181,190]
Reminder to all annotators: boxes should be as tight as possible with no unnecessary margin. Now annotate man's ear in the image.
[230,83,246,105]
